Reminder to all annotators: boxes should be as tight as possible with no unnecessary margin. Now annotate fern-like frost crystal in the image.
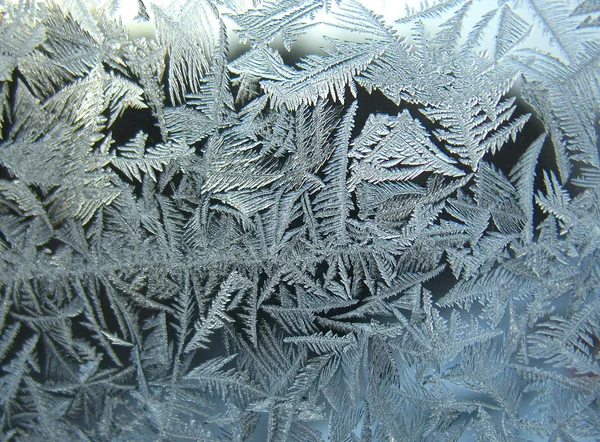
[0,0,599,440]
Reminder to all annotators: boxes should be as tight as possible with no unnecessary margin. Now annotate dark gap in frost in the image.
[1,70,24,141]
[354,86,400,134]
[227,39,251,62]
[274,45,297,68]
[485,94,545,175]
[288,213,304,231]
[160,170,184,197]
[101,61,131,81]
[271,38,328,68]
[423,264,457,303]
[348,190,359,219]
[38,237,64,255]
[28,183,47,202]
[108,166,144,197]
[110,106,162,148]
[314,260,329,286]
[161,52,173,107]
[0,164,13,181]
[347,85,401,220]
[532,135,557,237]
[0,231,8,248]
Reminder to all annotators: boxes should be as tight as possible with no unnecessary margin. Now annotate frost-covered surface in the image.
[0,0,599,440]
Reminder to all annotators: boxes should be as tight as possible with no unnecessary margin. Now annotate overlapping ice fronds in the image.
[0,0,599,440]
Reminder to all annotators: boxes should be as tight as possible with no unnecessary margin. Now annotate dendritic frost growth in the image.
[0,0,599,440]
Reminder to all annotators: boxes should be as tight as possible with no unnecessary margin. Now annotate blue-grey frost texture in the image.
[0,0,599,440]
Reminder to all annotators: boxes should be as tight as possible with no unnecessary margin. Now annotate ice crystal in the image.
[0,0,599,440]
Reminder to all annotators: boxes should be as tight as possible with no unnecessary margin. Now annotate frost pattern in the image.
[0,0,599,440]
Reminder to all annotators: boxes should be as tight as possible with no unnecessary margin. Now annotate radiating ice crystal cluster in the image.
[0,0,599,440]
